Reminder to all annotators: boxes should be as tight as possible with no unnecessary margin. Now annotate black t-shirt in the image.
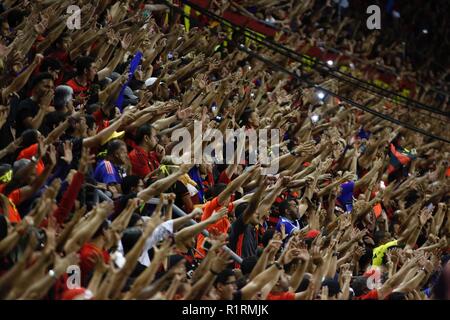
[172,180,189,211]
[14,98,40,136]
[229,215,257,260]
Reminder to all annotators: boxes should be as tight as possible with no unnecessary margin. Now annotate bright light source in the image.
[311,114,320,123]
[327,60,334,66]
[317,91,325,100]
[422,29,428,34]
[349,62,355,69]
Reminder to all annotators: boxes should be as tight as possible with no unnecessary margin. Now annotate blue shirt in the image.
[94,160,123,185]
[276,216,300,236]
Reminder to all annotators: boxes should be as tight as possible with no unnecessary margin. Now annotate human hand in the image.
[78,147,95,174]
[60,140,73,164]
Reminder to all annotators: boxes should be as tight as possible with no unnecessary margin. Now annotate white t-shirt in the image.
[138,220,174,267]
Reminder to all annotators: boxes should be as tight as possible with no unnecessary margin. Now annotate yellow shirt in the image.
[372,240,398,266]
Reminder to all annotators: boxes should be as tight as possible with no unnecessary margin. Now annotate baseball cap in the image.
[305,229,320,239]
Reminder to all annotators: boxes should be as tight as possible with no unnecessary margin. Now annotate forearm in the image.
[249,250,270,281]
[184,271,216,300]
[45,120,70,145]
[3,61,39,98]
[290,260,308,291]
[28,107,47,130]
[98,48,126,81]
[241,265,281,299]
[137,171,183,202]
[36,18,66,53]
[83,116,123,148]
[153,114,178,131]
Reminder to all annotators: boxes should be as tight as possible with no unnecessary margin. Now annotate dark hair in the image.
[241,256,258,275]
[214,269,235,286]
[261,228,275,248]
[239,108,255,126]
[387,292,406,300]
[135,124,154,145]
[206,183,227,201]
[21,129,39,148]
[30,72,53,89]
[297,274,311,292]
[121,175,140,195]
[432,262,449,300]
[6,9,24,27]
[127,213,142,228]
[41,58,62,73]
[121,227,142,255]
[234,203,248,220]
[93,220,109,239]
[351,276,369,297]
[75,56,95,76]
[85,115,96,130]
[278,200,291,216]
[107,139,125,156]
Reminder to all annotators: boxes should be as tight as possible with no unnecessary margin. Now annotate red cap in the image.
[305,229,320,239]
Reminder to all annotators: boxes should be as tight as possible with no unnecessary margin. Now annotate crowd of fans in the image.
[231,0,450,109]
[0,0,449,300]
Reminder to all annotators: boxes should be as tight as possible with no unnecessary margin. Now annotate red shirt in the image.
[1,188,22,223]
[17,144,44,175]
[353,289,379,300]
[66,78,89,98]
[92,109,110,132]
[195,197,234,259]
[128,145,160,179]
[267,291,295,300]
[79,243,110,284]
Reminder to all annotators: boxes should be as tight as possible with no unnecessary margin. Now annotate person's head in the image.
[387,292,407,300]
[41,58,62,81]
[240,108,260,129]
[432,260,450,300]
[55,33,72,51]
[121,175,143,195]
[75,56,97,82]
[21,129,40,148]
[54,85,74,112]
[121,227,142,255]
[85,115,97,136]
[393,134,406,148]
[274,272,290,292]
[31,73,54,98]
[0,17,9,36]
[235,202,259,225]
[351,276,369,297]
[68,114,88,137]
[279,199,299,220]
[321,278,341,299]
[373,230,391,246]
[206,183,227,203]
[214,269,237,300]
[106,139,128,165]
[12,159,36,186]
[135,124,158,150]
